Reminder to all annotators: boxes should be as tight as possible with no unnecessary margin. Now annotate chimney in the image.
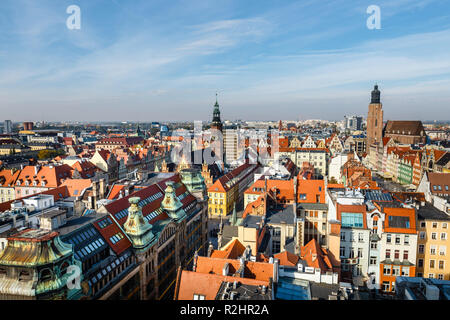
[273,258,279,283]
[207,242,214,257]
[192,250,198,272]
[222,262,230,276]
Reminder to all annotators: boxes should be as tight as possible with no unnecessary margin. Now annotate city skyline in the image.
[1,0,450,122]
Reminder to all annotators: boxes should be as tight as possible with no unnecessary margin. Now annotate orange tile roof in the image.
[195,256,274,282]
[274,251,299,267]
[210,239,246,259]
[16,164,73,188]
[107,184,126,200]
[244,179,295,202]
[327,183,345,189]
[71,160,98,178]
[0,169,20,187]
[382,207,417,234]
[300,238,334,272]
[61,179,92,197]
[242,195,265,218]
[297,180,325,203]
[176,270,269,300]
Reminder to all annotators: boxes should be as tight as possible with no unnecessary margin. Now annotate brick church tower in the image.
[366,84,384,150]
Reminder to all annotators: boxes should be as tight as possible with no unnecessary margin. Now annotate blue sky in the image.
[1,0,450,122]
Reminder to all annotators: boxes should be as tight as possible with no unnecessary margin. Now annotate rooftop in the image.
[417,203,450,221]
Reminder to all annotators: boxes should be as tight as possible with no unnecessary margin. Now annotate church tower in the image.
[366,84,384,150]
[210,93,223,132]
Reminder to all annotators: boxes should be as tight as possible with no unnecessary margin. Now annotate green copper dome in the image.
[161,181,186,221]
[123,197,155,249]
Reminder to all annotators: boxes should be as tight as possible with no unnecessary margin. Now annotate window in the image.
[420,221,426,228]
[439,246,446,256]
[383,265,391,275]
[395,236,401,245]
[432,222,437,228]
[419,244,425,254]
[393,266,400,276]
[385,249,391,259]
[441,233,447,240]
[443,223,448,229]
[382,281,390,292]
[370,257,377,265]
[439,260,445,270]
[341,212,364,228]
[394,250,400,259]
[373,219,378,226]
[40,269,53,281]
[432,233,437,240]
[430,260,435,269]
[404,235,409,245]
[340,233,346,241]
[358,233,364,243]
[419,231,426,239]
[358,248,363,258]
[430,245,437,255]
[371,242,377,250]
[350,249,356,259]
[387,234,391,243]
[417,272,423,277]
[418,259,424,268]
[438,274,444,280]
[193,294,205,300]
[403,251,409,260]
[402,267,410,277]
[340,247,346,257]
[18,270,31,282]
[428,273,434,279]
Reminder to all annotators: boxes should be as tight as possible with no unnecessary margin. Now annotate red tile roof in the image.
[274,251,300,267]
[210,239,246,259]
[195,256,274,282]
[176,270,269,300]
[297,180,325,203]
[300,239,334,272]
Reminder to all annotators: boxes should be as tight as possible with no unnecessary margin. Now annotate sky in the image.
[1,0,450,122]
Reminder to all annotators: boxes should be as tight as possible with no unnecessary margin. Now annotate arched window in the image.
[40,268,53,281]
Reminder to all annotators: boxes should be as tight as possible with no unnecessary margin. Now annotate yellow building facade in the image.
[417,206,450,280]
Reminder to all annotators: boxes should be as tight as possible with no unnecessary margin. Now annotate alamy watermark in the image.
[367,5,381,30]
[66,264,82,290]
[66,5,81,30]
[169,122,280,166]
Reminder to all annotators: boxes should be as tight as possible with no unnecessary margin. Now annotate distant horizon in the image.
[2,118,450,125]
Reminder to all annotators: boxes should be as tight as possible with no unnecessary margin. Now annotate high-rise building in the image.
[3,120,12,134]
[224,129,239,164]
[366,85,383,150]
[344,115,363,131]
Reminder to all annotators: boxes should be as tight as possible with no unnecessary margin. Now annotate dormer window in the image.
[40,269,53,281]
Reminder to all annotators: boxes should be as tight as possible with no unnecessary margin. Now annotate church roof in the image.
[384,120,425,136]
